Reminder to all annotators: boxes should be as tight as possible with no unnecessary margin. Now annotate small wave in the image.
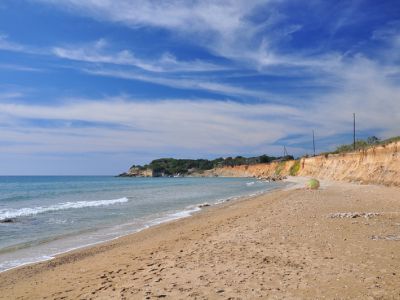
[0,255,54,273]
[147,207,201,227]
[246,181,255,186]
[0,197,129,220]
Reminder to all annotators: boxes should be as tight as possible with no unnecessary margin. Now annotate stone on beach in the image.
[328,212,380,219]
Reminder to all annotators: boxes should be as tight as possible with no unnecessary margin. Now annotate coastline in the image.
[0,178,286,274]
[1,178,400,299]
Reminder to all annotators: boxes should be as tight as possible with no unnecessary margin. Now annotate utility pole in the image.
[283,146,288,157]
[353,113,356,151]
[312,130,316,156]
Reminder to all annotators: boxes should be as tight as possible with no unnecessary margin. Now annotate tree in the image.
[367,136,380,145]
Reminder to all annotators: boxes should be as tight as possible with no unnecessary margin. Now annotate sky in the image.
[0,0,399,175]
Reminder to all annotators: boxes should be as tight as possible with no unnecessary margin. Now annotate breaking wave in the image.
[0,197,129,220]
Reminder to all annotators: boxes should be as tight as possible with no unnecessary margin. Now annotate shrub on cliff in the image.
[289,160,300,176]
[334,140,368,153]
[331,136,400,154]
[275,161,286,175]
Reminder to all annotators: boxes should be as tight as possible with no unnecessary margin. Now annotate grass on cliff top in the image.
[380,136,400,145]
[319,136,400,156]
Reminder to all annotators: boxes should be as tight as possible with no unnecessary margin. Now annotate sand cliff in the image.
[201,141,400,186]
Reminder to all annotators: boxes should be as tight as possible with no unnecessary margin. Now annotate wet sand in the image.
[1,179,400,299]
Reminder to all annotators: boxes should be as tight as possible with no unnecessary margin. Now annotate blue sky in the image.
[0,0,399,175]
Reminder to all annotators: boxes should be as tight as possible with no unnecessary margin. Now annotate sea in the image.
[0,176,286,272]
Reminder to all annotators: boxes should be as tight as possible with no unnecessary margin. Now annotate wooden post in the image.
[353,113,356,150]
[283,146,288,157]
[312,130,316,156]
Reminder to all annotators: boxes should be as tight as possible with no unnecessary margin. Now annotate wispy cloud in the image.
[0,91,25,100]
[83,68,275,100]
[35,0,273,65]
[0,63,43,72]
[0,34,46,55]
[0,34,27,52]
[1,55,399,157]
[36,0,264,33]
[1,0,399,175]
[21,1,400,74]
[0,35,226,73]
[0,98,299,155]
[31,0,382,74]
[53,39,228,73]
[0,35,270,99]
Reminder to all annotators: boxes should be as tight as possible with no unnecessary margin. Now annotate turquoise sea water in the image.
[0,176,285,272]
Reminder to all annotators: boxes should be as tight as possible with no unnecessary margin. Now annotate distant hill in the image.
[118,154,294,177]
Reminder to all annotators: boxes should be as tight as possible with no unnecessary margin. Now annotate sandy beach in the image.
[1,178,400,299]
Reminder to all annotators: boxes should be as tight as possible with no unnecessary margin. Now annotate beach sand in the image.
[1,179,400,299]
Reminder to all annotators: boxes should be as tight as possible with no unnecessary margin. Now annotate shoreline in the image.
[0,178,287,274]
[0,205,202,275]
[1,179,399,299]
[0,184,289,276]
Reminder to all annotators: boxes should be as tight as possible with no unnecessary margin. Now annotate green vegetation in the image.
[379,136,400,146]
[333,140,369,153]
[130,154,292,177]
[289,160,301,176]
[274,161,286,175]
[126,136,400,177]
[307,178,320,189]
[331,136,400,154]
[146,158,213,176]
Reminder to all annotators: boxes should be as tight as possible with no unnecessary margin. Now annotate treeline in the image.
[131,154,293,176]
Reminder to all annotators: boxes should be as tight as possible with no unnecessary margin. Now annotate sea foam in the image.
[0,197,129,220]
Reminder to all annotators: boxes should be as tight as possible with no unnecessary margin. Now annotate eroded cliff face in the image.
[119,167,153,177]
[298,141,400,186]
[202,141,400,186]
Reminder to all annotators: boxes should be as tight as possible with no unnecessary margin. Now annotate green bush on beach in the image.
[307,178,320,189]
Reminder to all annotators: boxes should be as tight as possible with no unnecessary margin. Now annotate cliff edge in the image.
[201,141,400,186]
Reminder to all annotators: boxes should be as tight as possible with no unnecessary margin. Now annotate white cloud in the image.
[24,1,400,74]
[0,50,398,176]
[1,54,399,158]
[36,0,264,33]
[52,39,227,72]
[0,34,46,55]
[316,57,400,136]
[0,34,27,52]
[0,91,25,99]
[83,68,276,99]
[0,34,280,99]
[0,63,43,72]
[35,0,274,66]
[28,0,360,74]
[0,98,301,155]
[36,0,400,92]
[1,0,398,173]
